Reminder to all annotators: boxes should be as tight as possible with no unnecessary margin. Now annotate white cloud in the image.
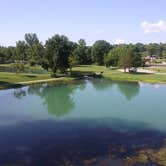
[95,30,104,35]
[141,20,166,34]
[114,38,125,44]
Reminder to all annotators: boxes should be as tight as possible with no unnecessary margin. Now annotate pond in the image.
[0,79,166,166]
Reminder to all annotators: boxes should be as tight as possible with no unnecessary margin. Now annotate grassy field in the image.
[0,72,50,82]
[0,72,76,89]
[146,67,166,73]
[73,65,166,83]
[0,72,51,89]
[0,64,166,89]
[0,63,48,74]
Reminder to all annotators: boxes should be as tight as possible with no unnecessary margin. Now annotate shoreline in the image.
[0,77,76,90]
[104,75,166,85]
[1,65,166,90]
[1,74,166,90]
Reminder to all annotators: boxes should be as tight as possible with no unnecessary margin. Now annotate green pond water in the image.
[0,79,166,165]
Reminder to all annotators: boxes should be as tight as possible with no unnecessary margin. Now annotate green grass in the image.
[0,71,77,90]
[0,63,49,74]
[0,72,51,89]
[1,64,166,90]
[146,67,166,73]
[0,72,50,82]
[73,65,166,83]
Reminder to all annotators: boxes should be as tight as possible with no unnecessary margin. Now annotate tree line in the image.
[0,33,166,75]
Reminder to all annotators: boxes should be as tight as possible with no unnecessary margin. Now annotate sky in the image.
[0,0,166,46]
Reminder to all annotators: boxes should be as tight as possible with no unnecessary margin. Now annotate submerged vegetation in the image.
[1,73,166,165]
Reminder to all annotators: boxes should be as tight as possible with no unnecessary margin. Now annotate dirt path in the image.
[17,77,67,85]
[118,68,155,74]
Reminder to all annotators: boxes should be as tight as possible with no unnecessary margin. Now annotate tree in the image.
[135,43,145,53]
[160,43,166,58]
[71,39,90,65]
[92,40,111,65]
[0,46,16,63]
[25,33,39,47]
[69,53,79,70]
[0,52,6,63]
[28,42,45,66]
[104,47,120,67]
[131,47,143,68]
[118,45,142,72]
[163,50,166,59]
[86,46,92,64]
[15,41,28,62]
[45,34,73,75]
[146,43,160,57]
[24,33,44,65]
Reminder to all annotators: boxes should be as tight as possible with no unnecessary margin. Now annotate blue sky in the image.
[0,0,166,46]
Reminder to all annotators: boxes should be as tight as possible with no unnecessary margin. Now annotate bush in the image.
[12,63,25,73]
[29,60,36,66]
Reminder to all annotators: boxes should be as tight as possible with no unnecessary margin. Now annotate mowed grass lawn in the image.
[73,65,166,83]
[1,64,166,89]
[0,72,50,83]
[146,67,166,73]
[0,72,51,89]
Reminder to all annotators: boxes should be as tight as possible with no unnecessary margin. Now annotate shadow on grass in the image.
[0,81,23,90]
[24,75,37,78]
[125,72,153,75]
[70,71,101,78]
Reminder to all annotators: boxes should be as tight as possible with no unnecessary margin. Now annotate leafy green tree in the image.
[92,40,111,65]
[69,53,79,70]
[146,43,160,57]
[45,34,73,75]
[25,33,39,47]
[16,41,28,62]
[135,43,145,53]
[118,45,142,72]
[131,47,143,68]
[86,46,92,64]
[104,47,120,67]
[71,39,90,65]
[12,63,25,73]
[0,52,6,63]
[28,43,45,66]
[163,51,166,60]
[24,33,45,65]
[160,43,166,58]
[0,46,16,63]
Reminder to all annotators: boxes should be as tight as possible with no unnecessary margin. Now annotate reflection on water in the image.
[117,82,140,100]
[28,85,76,117]
[0,79,166,165]
[91,79,140,100]
[13,79,141,118]
[13,89,27,99]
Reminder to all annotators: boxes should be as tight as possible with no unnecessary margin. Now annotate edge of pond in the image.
[1,75,166,90]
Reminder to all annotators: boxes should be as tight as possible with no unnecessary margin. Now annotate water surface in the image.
[0,79,166,165]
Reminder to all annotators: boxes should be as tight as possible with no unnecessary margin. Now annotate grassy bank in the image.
[146,67,166,73]
[0,72,75,90]
[0,72,50,89]
[0,65,166,90]
[73,65,166,83]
